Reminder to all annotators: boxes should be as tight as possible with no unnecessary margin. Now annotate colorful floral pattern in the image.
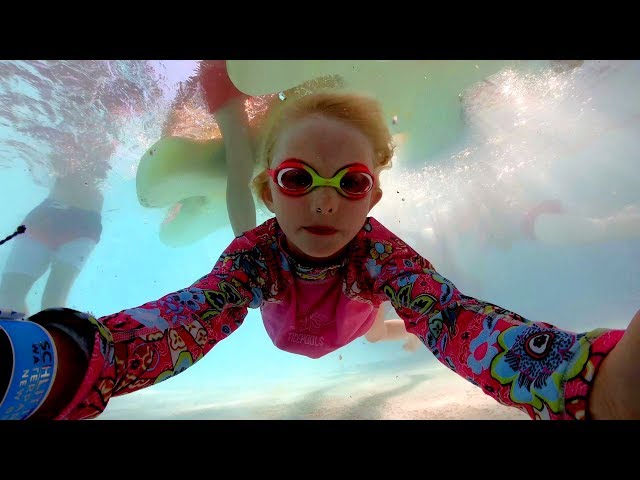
[39,217,624,420]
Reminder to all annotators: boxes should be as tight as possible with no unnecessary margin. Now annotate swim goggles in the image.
[267,159,374,199]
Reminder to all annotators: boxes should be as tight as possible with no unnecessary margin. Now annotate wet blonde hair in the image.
[252,91,395,201]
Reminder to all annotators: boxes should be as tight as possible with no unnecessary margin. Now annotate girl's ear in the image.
[368,187,383,212]
[261,183,276,213]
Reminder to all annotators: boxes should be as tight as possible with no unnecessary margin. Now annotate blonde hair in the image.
[252,91,395,200]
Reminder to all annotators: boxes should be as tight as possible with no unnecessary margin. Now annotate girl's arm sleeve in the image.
[366,218,624,420]
[31,233,268,419]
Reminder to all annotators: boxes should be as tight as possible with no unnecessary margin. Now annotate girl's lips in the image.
[304,226,338,235]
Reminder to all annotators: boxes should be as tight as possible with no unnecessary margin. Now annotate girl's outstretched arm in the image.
[362,217,630,420]
[1,232,269,420]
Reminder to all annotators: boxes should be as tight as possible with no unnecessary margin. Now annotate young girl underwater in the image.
[1,91,639,421]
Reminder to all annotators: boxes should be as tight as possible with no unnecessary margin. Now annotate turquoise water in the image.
[0,60,638,419]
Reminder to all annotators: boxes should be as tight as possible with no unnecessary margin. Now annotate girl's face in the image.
[262,115,382,262]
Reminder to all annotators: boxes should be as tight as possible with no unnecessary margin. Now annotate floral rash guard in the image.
[32,217,624,420]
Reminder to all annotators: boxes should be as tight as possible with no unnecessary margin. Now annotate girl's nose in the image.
[309,186,339,215]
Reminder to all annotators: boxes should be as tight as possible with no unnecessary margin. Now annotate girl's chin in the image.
[286,238,347,264]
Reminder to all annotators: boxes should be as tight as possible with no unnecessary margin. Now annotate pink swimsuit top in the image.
[261,266,378,359]
[260,233,380,358]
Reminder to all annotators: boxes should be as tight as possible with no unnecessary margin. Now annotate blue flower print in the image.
[366,258,382,278]
[250,287,263,308]
[492,324,576,412]
[124,307,170,331]
[397,273,418,287]
[166,288,206,311]
[467,317,500,374]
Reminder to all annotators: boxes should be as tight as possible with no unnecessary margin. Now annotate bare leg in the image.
[41,237,98,310]
[364,308,388,343]
[365,307,421,351]
[216,98,256,236]
[41,261,82,310]
[0,237,50,314]
[0,272,40,315]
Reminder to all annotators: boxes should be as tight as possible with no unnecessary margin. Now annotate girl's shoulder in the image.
[358,217,402,243]
[234,218,281,260]
[244,217,279,241]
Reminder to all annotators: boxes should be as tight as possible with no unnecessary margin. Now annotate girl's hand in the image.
[589,309,640,419]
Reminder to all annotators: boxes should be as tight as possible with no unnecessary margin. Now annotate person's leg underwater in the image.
[365,304,421,352]
[41,237,98,310]
[0,235,52,315]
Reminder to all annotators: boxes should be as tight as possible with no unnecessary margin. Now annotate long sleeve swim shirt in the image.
[34,217,623,420]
